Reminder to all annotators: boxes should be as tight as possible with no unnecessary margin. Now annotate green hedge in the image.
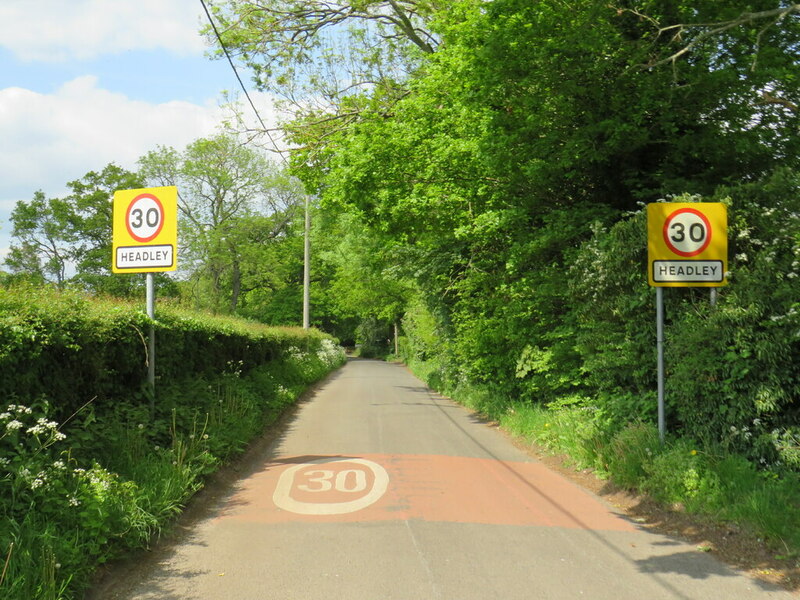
[0,285,345,600]
[0,285,332,420]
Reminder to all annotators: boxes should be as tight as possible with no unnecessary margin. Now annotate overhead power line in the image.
[198,0,286,163]
[199,0,310,329]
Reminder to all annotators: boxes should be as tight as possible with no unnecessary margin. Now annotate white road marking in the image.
[273,458,389,515]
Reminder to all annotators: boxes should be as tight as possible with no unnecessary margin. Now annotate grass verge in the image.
[404,357,800,580]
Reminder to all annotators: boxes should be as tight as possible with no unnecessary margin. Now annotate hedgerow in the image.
[0,285,345,599]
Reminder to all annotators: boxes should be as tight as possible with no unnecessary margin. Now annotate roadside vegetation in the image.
[0,286,345,600]
[3,0,799,594]
[397,175,800,565]
[219,0,800,570]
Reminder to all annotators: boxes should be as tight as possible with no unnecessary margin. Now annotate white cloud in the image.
[0,76,226,192]
[0,76,281,255]
[0,0,208,62]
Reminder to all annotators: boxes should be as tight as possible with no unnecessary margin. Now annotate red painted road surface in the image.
[90,359,794,600]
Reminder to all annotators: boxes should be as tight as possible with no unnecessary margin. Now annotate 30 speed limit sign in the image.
[647,202,727,287]
[126,193,165,242]
[113,186,177,273]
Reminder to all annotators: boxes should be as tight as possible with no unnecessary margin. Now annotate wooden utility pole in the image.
[303,195,311,329]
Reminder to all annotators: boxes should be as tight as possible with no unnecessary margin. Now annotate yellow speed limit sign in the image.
[112,186,178,273]
[647,202,727,287]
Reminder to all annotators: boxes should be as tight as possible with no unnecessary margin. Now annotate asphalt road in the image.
[90,359,793,599]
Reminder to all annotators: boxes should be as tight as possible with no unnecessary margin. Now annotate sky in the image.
[0,0,280,263]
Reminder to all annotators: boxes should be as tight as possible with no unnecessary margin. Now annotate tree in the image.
[203,0,800,443]
[202,1,443,159]
[312,211,412,350]
[306,0,800,388]
[4,165,151,295]
[66,164,147,295]
[5,191,77,286]
[139,133,303,312]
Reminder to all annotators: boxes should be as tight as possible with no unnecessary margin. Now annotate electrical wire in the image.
[199,0,310,329]
[199,0,288,164]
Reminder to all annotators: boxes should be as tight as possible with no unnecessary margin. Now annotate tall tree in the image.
[67,164,146,295]
[5,192,77,286]
[139,133,303,312]
[4,165,149,294]
[307,0,800,381]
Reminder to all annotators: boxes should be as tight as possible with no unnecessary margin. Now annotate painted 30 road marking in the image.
[273,458,389,515]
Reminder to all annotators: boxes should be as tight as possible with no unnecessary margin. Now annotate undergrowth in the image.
[405,356,800,561]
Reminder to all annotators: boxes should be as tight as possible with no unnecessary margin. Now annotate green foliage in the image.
[666,173,800,463]
[0,288,345,600]
[4,165,147,295]
[0,284,339,421]
[138,134,304,314]
[355,317,392,359]
[562,171,800,470]
[599,422,663,491]
[568,209,656,428]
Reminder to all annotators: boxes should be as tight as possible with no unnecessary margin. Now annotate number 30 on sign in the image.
[647,202,727,287]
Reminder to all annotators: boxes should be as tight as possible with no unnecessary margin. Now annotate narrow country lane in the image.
[90,360,792,600]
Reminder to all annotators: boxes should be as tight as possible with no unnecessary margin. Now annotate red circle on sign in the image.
[662,208,712,257]
[126,194,165,243]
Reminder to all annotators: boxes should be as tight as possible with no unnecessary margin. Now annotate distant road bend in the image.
[90,359,793,600]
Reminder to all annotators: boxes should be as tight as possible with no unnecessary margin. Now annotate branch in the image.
[756,90,799,113]
[619,4,800,69]
[386,0,435,53]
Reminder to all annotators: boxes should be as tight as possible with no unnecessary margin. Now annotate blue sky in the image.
[0,0,279,262]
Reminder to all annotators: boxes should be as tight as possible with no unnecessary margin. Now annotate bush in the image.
[567,171,800,462]
[599,422,661,490]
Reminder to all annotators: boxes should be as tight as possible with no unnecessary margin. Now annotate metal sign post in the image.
[647,202,728,443]
[146,273,156,390]
[656,287,665,442]
[113,186,178,398]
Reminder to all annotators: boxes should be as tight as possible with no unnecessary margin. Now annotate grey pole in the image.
[146,273,156,394]
[303,195,311,329]
[656,286,665,443]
